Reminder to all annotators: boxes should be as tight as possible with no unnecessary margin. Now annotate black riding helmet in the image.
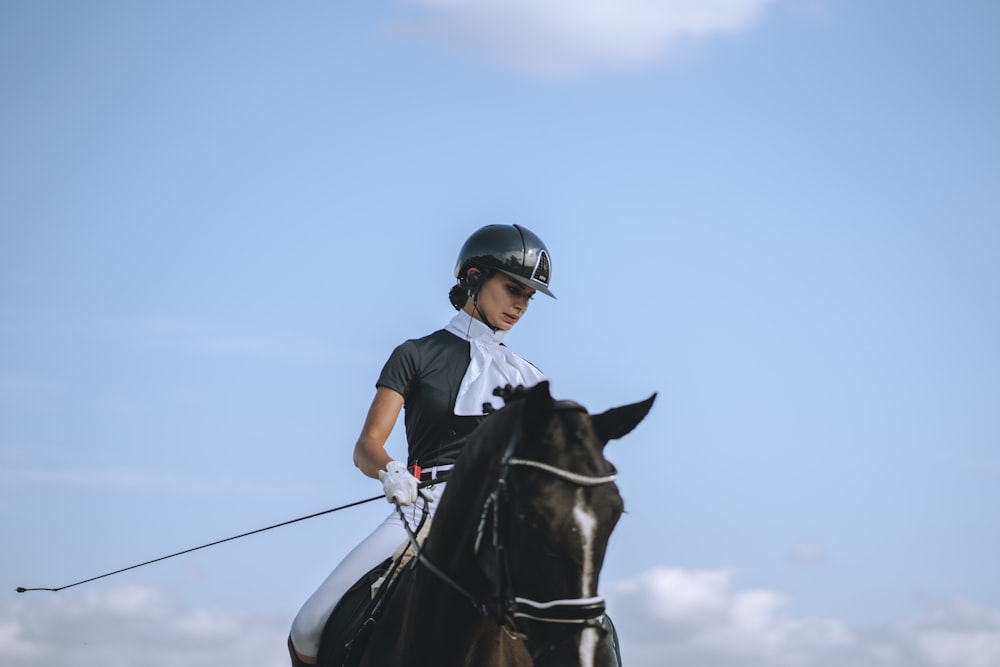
[453,224,555,299]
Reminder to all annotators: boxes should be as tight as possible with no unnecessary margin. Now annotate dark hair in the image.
[449,284,468,310]
[448,266,493,310]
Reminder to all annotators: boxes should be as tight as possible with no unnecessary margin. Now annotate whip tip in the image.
[16,587,26,593]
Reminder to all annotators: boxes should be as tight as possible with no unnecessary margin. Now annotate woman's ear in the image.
[465,269,483,290]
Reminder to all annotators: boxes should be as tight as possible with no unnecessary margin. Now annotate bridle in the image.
[400,402,619,659]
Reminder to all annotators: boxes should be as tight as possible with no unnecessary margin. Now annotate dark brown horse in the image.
[322,381,655,667]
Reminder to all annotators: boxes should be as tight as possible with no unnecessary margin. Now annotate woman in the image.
[288,224,555,665]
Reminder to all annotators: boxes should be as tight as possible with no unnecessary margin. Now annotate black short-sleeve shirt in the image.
[376,329,486,468]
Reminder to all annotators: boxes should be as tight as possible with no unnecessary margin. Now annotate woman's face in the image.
[465,270,536,331]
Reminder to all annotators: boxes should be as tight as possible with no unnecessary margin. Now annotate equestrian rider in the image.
[288,224,554,665]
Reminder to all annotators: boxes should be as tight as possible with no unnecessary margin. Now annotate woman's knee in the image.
[289,602,328,657]
[287,634,318,666]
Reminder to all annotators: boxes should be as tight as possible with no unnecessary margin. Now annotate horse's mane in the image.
[454,384,526,475]
[462,382,588,480]
[481,383,532,414]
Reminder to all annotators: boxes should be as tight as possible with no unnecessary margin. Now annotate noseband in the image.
[401,403,618,655]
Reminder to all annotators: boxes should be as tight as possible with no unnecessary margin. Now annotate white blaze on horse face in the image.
[573,489,600,667]
[579,626,599,667]
[572,488,598,596]
[573,489,597,667]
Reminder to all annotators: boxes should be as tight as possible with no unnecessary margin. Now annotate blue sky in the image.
[2,1,999,665]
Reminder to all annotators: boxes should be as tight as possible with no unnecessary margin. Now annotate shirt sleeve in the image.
[376,340,418,399]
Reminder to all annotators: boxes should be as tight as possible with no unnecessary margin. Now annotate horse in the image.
[319,381,655,667]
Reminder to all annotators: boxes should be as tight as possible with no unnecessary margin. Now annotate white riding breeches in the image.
[289,481,448,658]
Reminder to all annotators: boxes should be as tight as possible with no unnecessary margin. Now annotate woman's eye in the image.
[508,284,534,299]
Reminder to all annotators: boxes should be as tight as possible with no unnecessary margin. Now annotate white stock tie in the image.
[445,311,547,416]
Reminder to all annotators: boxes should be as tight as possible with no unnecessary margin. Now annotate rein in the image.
[400,405,618,652]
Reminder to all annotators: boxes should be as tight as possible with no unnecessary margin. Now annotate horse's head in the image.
[470,381,656,665]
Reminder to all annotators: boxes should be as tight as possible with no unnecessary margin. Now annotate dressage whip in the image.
[16,481,439,594]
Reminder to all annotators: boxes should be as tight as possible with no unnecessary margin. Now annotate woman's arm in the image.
[353,386,405,479]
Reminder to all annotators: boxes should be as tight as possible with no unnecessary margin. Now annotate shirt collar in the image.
[446,310,507,346]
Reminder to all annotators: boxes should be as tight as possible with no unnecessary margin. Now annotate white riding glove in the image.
[378,460,419,506]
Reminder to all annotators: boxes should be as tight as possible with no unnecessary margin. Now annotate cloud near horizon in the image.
[606,567,1000,667]
[4,568,999,667]
[393,0,784,76]
[1,586,289,667]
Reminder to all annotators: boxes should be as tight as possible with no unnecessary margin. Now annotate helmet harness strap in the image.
[466,268,500,333]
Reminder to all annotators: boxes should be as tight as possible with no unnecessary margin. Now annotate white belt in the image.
[418,464,454,481]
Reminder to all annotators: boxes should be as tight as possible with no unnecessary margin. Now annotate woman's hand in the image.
[378,460,419,505]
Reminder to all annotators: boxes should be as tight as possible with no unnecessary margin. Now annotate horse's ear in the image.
[592,393,657,444]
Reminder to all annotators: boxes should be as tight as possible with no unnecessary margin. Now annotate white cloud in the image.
[606,567,855,666]
[4,574,1000,667]
[789,541,828,564]
[605,567,1000,667]
[1,586,288,667]
[907,601,1000,667]
[393,0,784,76]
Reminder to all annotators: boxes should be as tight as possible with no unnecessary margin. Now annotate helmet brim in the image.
[498,269,556,299]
